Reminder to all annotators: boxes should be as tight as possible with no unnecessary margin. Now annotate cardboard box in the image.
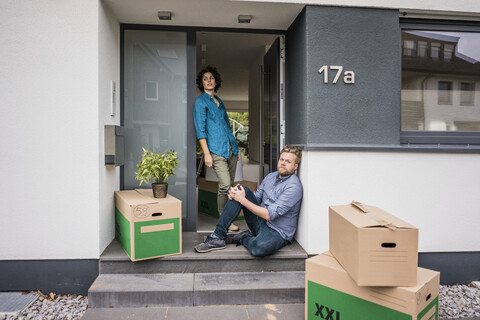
[115,189,182,262]
[197,177,257,218]
[306,252,440,320]
[329,202,419,286]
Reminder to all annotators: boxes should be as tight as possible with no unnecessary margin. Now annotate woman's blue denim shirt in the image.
[193,92,239,159]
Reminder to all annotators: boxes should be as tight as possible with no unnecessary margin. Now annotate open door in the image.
[262,37,284,176]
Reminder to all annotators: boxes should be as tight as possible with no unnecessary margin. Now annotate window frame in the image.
[460,82,476,106]
[437,81,453,105]
[400,19,480,146]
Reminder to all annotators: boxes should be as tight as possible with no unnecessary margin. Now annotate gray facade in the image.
[286,6,401,146]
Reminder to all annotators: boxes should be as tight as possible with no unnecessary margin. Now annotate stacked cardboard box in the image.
[197,177,257,218]
[305,201,440,320]
[115,189,182,262]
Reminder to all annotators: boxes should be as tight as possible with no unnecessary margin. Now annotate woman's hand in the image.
[204,153,213,167]
[237,153,241,161]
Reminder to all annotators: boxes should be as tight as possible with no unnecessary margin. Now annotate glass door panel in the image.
[123,30,188,219]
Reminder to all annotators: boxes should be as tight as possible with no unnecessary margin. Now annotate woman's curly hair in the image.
[196,66,222,92]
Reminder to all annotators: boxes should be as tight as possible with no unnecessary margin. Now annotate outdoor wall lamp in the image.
[238,15,252,23]
[158,11,172,20]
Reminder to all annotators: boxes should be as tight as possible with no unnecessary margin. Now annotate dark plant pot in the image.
[152,183,168,198]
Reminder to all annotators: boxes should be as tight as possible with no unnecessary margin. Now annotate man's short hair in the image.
[280,146,302,164]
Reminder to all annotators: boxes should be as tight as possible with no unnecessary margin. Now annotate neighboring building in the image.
[402,30,480,131]
[1,0,479,294]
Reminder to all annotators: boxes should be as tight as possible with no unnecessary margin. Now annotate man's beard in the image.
[278,168,293,177]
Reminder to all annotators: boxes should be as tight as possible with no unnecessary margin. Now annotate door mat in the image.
[0,292,38,317]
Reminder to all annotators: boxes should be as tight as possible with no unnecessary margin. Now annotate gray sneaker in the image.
[194,236,226,253]
[226,230,252,245]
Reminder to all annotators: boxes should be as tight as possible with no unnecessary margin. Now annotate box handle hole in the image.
[381,243,396,248]
[152,212,163,217]
[426,294,431,301]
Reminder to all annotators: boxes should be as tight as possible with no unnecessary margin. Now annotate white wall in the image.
[98,1,120,256]
[0,0,100,259]
[297,150,480,254]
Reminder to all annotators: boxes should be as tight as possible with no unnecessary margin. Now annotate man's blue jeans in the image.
[212,186,288,257]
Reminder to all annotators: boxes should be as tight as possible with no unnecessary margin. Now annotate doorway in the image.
[195,31,283,232]
[121,27,283,232]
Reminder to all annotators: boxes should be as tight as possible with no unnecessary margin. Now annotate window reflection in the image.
[402,30,480,131]
[418,41,428,57]
[438,81,452,105]
[123,30,188,218]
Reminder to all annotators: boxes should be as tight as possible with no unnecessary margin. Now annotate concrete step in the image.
[88,271,305,308]
[88,273,194,308]
[81,303,306,320]
[194,271,305,306]
[100,232,308,274]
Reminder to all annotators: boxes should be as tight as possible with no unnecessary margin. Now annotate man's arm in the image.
[228,185,271,221]
[264,182,303,221]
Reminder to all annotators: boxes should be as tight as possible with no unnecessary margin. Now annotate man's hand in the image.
[228,184,245,203]
[228,184,271,221]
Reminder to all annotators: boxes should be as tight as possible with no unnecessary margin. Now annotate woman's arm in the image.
[199,138,213,167]
[194,98,213,167]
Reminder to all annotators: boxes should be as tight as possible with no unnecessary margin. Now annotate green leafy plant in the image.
[135,148,179,185]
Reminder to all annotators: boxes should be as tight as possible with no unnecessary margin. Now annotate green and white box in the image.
[115,189,182,262]
[306,252,440,320]
[197,177,257,218]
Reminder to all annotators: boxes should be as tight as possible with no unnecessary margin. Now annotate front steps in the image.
[99,232,307,274]
[88,271,304,308]
[88,232,308,308]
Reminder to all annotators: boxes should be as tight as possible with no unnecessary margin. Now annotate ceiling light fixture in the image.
[238,15,252,23]
[158,11,172,20]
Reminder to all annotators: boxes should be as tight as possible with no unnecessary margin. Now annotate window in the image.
[417,41,428,57]
[438,81,452,105]
[460,82,475,106]
[430,42,440,60]
[403,39,416,56]
[401,25,480,145]
[444,44,454,62]
[228,112,249,158]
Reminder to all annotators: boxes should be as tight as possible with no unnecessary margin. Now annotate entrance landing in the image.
[100,232,308,274]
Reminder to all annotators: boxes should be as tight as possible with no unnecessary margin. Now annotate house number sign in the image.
[318,65,355,84]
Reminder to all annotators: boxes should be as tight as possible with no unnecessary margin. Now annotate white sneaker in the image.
[228,223,240,232]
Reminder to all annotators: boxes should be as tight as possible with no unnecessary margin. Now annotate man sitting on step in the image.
[195,146,303,257]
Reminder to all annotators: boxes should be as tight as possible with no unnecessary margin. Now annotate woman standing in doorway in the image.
[194,66,241,232]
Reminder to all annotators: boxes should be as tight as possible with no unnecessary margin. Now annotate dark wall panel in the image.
[0,260,98,295]
[419,252,480,285]
[285,9,309,145]
[286,6,401,146]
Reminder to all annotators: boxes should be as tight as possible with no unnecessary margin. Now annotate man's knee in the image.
[248,247,266,257]
[246,241,271,257]
[240,185,251,193]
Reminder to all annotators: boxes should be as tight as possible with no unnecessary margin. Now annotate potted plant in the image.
[135,148,179,198]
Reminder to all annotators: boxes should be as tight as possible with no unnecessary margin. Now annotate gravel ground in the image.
[440,282,480,319]
[1,292,87,320]
[1,282,479,319]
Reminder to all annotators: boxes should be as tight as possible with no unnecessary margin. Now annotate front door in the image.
[121,29,197,231]
[263,37,282,175]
